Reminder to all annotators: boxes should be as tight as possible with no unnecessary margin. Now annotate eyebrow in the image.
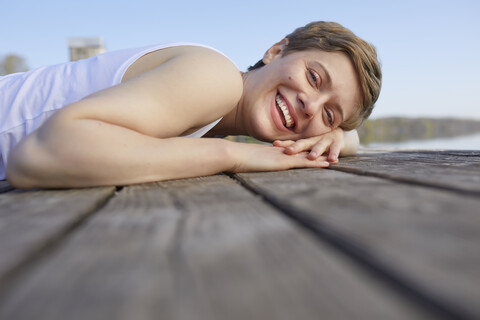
[312,61,345,124]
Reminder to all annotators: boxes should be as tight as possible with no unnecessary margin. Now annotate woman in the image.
[1,21,382,188]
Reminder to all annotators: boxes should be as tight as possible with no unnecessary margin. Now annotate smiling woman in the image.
[1,21,382,188]
[235,46,362,142]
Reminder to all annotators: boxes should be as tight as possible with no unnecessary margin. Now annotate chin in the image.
[248,106,282,142]
[249,122,276,142]
[251,128,281,143]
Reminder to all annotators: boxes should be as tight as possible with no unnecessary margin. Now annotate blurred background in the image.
[1,0,479,149]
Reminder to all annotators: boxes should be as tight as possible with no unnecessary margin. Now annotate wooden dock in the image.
[0,150,479,320]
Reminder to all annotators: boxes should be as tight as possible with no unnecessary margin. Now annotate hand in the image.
[230,142,330,173]
[272,128,345,164]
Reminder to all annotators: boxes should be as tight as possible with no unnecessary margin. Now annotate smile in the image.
[275,94,294,128]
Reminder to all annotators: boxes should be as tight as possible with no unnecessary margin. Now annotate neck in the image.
[207,71,251,137]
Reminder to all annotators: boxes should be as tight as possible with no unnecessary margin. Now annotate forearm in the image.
[6,118,235,188]
[339,129,359,156]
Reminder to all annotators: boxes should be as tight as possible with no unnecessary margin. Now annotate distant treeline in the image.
[358,117,480,145]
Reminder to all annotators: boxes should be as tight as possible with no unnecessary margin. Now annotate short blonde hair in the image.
[250,21,382,130]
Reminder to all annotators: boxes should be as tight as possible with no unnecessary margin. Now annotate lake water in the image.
[364,133,480,150]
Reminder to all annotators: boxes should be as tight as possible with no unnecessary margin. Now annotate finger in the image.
[310,155,329,162]
[307,140,331,160]
[284,139,315,155]
[291,153,330,168]
[327,142,342,163]
[273,140,295,147]
[306,157,330,167]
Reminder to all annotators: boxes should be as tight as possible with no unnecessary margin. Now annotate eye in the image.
[325,108,334,127]
[308,69,320,87]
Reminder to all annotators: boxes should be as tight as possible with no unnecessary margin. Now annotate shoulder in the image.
[123,44,243,117]
[170,45,243,103]
[125,45,243,100]
[73,45,244,137]
[170,44,238,71]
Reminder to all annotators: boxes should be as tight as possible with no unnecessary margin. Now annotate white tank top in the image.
[0,43,230,179]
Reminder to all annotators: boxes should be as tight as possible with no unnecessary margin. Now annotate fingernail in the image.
[310,151,318,157]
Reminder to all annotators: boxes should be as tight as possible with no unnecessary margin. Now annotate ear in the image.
[262,38,289,64]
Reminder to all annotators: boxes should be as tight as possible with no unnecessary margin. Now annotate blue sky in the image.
[2,0,479,120]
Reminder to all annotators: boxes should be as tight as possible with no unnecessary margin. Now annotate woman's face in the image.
[240,41,361,141]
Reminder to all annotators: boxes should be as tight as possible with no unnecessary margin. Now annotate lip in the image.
[270,91,298,133]
[270,92,289,132]
[280,92,298,131]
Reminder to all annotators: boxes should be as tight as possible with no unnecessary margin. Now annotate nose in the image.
[298,92,328,119]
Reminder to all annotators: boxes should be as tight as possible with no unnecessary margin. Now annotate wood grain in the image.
[0,187,114,286]
[0,176,430,320]
[332,151,480,195]
[236,168,480,319]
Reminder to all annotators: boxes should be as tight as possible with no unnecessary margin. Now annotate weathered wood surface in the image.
[0,150,478,320]
[0,187,114,286]
[0,176,429,320]
[236,151,480,319]
[332,150,480,195]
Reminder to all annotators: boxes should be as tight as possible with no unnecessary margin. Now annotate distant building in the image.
[67,37,106,61]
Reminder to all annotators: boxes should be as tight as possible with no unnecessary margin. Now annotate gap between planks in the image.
[0,187,117,296]
[228,172,476,320]
[328,165,480,198]
[329,151,480,197]
[0,177,432,320]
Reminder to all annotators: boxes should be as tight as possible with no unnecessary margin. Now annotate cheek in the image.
[303,120,330,137]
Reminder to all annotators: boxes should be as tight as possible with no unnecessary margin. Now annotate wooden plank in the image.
[0,176,431,320]
[0,180,13,193]
[0,187,114,285]
[332,151,480,195]
[235,169,480,319]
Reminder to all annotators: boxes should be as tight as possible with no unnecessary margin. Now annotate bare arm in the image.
[6,116,330,188]
[6,47,329,188]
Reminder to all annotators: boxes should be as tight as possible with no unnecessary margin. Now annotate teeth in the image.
[276,94,293,128]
